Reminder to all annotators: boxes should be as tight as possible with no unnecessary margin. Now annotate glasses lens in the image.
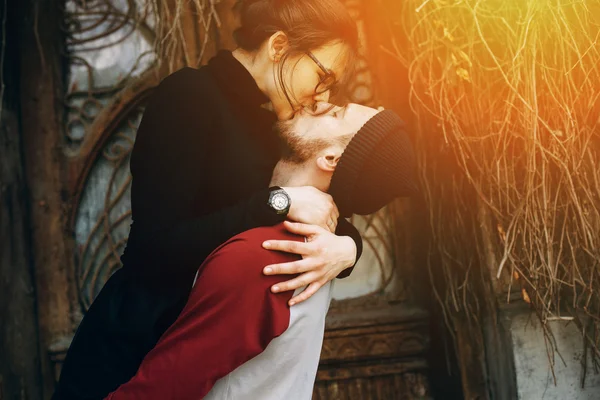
[315,75,337,95]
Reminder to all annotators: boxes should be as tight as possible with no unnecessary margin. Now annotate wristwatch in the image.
[268,186,291,215]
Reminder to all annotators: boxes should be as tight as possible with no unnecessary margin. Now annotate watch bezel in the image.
[268,187,291,215]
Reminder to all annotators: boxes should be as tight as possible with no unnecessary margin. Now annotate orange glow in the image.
[392,0,600,317]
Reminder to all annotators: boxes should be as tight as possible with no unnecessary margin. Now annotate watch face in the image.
[271,193,289,211]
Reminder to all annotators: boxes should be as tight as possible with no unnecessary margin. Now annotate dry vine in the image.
[391,0,600,380]
[62,0,223,309]
[153,0,222,72]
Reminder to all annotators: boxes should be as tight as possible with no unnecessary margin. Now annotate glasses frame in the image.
[306,51,337,95]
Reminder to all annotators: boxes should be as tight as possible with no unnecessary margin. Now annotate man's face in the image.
[277,102,380,163]
[287,102,379,141]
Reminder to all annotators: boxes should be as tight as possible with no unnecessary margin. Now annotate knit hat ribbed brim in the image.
[329,109,417,217]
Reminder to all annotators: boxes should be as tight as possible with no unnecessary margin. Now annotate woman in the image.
[54,0,362,399]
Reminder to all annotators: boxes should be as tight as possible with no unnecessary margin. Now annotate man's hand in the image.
[261,221,357,306]
[282,186,339,232]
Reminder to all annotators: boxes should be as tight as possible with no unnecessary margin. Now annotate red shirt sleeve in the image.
[105,235,300,399]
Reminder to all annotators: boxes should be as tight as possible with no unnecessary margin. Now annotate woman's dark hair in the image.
[234,0,359,108]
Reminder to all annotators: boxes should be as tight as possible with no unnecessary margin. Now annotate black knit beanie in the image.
[329,109,417,217]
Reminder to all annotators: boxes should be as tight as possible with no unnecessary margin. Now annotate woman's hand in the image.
[281,186,339,232]
[262,221,357,306]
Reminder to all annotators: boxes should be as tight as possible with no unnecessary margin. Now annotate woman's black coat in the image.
[53,51,362,400]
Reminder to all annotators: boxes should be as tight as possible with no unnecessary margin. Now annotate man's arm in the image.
[106,238,299,399]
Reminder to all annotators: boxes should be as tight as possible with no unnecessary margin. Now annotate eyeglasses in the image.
[306,51,338,95]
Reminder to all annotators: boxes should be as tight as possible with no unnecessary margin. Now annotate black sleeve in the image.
[141,208,362,279]
[334,218,363,279]
[139,190,286,277]
[124,68,285,278]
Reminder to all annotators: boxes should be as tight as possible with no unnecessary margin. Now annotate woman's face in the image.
[273,41,350,120]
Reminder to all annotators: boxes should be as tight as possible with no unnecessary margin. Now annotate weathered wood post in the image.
[0,0,43,398]
[17,0,77,397]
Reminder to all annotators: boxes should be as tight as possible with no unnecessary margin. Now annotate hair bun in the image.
[234,0,358,55]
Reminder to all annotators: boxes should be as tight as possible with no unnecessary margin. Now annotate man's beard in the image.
[275,120,331,164]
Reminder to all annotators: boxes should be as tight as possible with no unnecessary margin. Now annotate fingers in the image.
[316,194,338,231]
[270,271,320,295]
[281,221,325,237]
[328,200,339,226]
[326,218,337,233]
[284,186,341,230]
[263,258,316,275]
[262,239,311,255]
[331,203,340,221]
[288,282,322,306]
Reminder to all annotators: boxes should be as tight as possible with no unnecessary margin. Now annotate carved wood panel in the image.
[64,0,409,325]
[53,0,432,398]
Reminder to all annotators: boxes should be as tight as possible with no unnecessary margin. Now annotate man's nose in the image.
[313,89,331,104]
[310,101,336,115]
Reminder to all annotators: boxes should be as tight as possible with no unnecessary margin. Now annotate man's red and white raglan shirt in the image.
[106,223,334,400]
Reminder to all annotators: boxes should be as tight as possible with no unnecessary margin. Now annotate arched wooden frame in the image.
[54,2,432,398]
[66,74,407,315]
[67,70,160,215]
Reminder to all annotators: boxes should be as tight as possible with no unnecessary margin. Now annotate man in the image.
[105,103,416,399]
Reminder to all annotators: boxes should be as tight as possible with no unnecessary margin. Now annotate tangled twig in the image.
[389,0,600,380]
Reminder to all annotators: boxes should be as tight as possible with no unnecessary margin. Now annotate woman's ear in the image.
[267,31,289,62]
[317,151,341,172]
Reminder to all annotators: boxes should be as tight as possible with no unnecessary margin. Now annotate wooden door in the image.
[23,0,431,398]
